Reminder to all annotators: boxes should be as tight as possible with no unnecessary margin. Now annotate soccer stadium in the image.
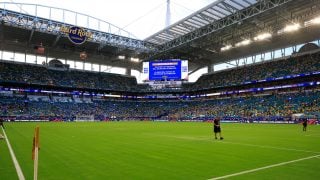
[1,0,320,179]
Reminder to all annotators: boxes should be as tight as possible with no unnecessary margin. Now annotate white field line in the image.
[208,154,320,180]
[1,126,25,180]
[152,134,320,179]
[219,141,320,154]
[158,134,320,154]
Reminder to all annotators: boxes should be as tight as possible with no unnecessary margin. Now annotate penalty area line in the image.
[1,126,25,180]
[208,154,320,180]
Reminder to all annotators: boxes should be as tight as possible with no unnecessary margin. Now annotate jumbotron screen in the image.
[142,60,188,81]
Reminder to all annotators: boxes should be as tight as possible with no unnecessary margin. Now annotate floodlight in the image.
[305,17,320,26]
[283,24,301,32]
[235,39,251,47]
[311,17,320,24]
[254,33,272,41]
[221,45,232,51]
[118,55,125,59]
[130,57,140,62]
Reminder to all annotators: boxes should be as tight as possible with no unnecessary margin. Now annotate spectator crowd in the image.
[184,52,320,90]
[1,51,320,92]
[1,90,319,121]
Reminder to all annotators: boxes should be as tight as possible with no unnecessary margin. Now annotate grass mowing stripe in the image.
[158,134,320,154]
[209,154,320,180]
[5,122,320,179]
[219,141,320,154]
[1,126,25,180]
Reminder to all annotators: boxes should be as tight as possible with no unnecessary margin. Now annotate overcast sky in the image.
[6,0,216,39]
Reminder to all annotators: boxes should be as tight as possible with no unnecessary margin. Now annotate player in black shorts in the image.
[213,117,223,140]
[302,118,308,132]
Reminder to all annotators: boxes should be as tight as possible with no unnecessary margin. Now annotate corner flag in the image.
[32,126,40,180]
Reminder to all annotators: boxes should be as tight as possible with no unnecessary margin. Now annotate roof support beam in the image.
[184,21,201,28]
[207,9,224,18]
[221,1,239,12]
[187,19,206,27]
[241,0,253,6]
[192,16,210,24]
[0,21,4,42]
[180,22,196,31]
[211,7,229,16]
[148,0,294,59]
[203,10,221,20]
[52,35,61,47]
[28,29,35,43]
[169,29,184,35]
[0,6,155,53]
[230,0,247,8]
[198,13,215,23]
[172,26,190,34]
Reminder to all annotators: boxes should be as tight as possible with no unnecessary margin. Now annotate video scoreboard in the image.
[142,59,188,81]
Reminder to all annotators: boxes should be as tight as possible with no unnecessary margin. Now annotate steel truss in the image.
[148,0,294,59]
[0,3,157,53]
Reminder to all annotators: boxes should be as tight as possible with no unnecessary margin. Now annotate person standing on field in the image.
[213,117,223,140]
[302,118,308,132]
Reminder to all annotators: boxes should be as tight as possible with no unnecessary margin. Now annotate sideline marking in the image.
[208,154,320,180]
[219,141,320,154]
[1,126,25,180]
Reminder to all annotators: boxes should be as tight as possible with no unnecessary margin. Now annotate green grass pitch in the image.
[1,122,320,179]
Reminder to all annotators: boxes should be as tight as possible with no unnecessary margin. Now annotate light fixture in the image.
[118,55,125,59]
[130,57,140,62]
[254,33,272,41]
[305,16,320,26]
[283,23,301,32]
[221,45,232,51]
[235,39,251,47]
[310,17,320,24]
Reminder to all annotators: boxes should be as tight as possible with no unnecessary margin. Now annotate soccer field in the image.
[1,122,320,180]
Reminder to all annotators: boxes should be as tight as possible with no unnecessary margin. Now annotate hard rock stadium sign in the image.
[60,26,93,45]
